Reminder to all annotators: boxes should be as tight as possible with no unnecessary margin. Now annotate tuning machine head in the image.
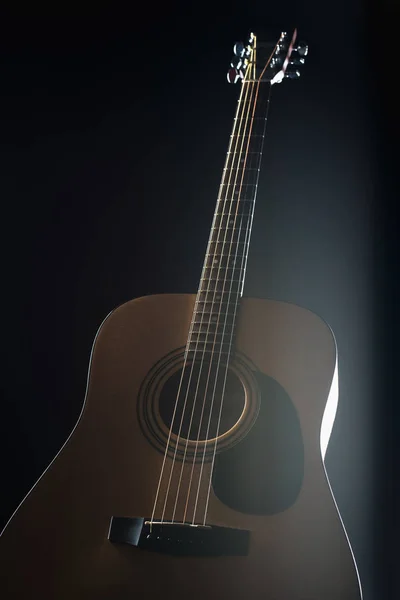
[227,29,308,85]
[284,69,301,79]
[228,32,255,83]
[233,41,245,57]
[233,33,254,58]
[289,56,305,66]
[227,67,244,84]
[230,55,249,69]
[270,31,308,85]
[293,42,308,57]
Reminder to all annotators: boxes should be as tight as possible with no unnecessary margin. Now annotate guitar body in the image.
[0,294,361,600]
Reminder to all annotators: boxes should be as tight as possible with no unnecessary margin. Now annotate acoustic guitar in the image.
[0,29,362,599]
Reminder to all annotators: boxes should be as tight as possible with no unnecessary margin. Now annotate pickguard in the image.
[212,371,304,515]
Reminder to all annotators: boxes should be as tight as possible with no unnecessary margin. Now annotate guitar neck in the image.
[186,77,272,359]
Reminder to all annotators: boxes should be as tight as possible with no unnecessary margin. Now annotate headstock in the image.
[227,29,308,85]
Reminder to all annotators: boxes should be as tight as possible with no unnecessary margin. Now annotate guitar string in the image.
[150,35,276,525]
[149,334,193,524]
[201,82,272,525]
[197,43,277,524]
[164,81,250,522]
[180,75,256,524]
[151,62,252,525]
[184,40,279,524]
[189,78,261,525]
[189,40,284,525]
[173,70,253,523]
[169,71,252,523]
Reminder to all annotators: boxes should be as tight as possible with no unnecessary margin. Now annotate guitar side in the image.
[0,294,362,600]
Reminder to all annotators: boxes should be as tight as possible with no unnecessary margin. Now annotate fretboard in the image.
[187,80,271,359]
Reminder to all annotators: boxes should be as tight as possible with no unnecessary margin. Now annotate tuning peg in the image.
[233,41,245,57]
[244,44,252,57]
[231,56,243,69]
[293,42,308,57]
[271,56,283,67]
[285,69,301,79]
[275,41,288,56]
[227,67,244,84]
[289,57,305,66]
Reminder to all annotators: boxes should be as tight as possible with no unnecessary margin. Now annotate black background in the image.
[0,3,398,599]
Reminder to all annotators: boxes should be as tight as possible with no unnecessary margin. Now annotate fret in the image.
[208,229,249,247]
[191,320,219,331]
[211,225,250,233]
[187,342,234,356]
[218,189,258,199]
[195,301,237,313]
[217,194,256,205]
[200,277,242,292]
[211,226,249,242]
[194,307,239,321]
[217,199,254,208]
[187,343,234,356]
[228,146,264,160]
[212,225,250,238]
[200,276,241,283]
[207,238,249,254]
[228,155,262,166]
[187,344,233,356]
[232,116,266,122]
[195,301,238,313]
[226,161,261,172]
[218,195,255,204]
[199,279,241,293]
[215,203,255,212]
[191,323,236,336]
[205,252,246,262]
[216,205,253,218]
[223,167,260,172]
[191,326,236,338]
[217,190,255,196]
[206,252,246,259]
[230,133,264,139]
[220,184,257,190]
[188,342,233,352]
[214,213,252,229]
[198,289,241,302]
[207,240,249,252]
[208,240,246,255]
[192,318,237,331]
[190,330,234,341]
[229,140,264,154]
[202,266,243,280]
[215,213,252,222]
[218,190,256,198]
[187,340,233,353]
[212,209,252,221]
[221,183,257,189]
[191,324,234,336]
[192,312,236,327]
[205,256,247,271]
[204,253,246,268]
[227,151,261,156]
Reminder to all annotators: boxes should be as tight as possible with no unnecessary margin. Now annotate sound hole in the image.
[158,360,246,442]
